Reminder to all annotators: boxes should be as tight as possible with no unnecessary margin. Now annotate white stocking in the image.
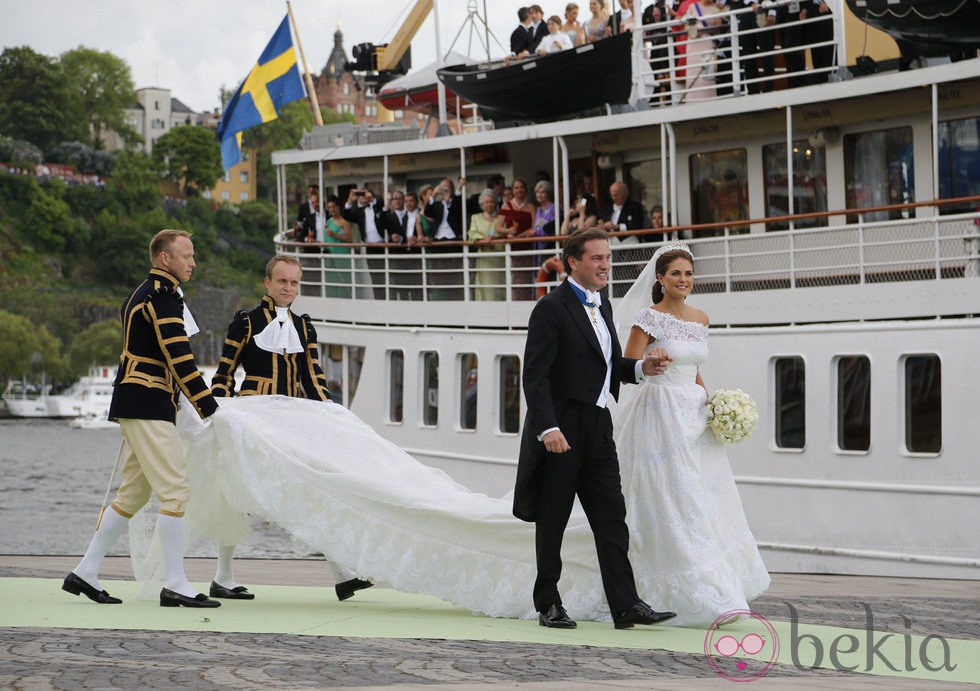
[213,544,239,589]
[73,506,129,591]
[157,514,197,597]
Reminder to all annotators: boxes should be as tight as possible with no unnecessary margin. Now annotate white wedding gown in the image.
[614,308,770,625]
[131,394,614,621]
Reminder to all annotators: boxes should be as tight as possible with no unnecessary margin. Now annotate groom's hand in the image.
[542,430,571,454]
[641,348,672,376]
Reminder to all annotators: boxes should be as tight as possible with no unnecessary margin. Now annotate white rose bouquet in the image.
[707,388,758,444]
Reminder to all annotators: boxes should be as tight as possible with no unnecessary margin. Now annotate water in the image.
[0,419,316,558]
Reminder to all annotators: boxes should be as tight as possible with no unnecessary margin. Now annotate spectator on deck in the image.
[562,3,587,46]
[468,189,506,301]
[584,0,612,42]
[600,181,648,238]
[560,193,600,235]
[538,15,575,55]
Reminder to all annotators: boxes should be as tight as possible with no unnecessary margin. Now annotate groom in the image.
[514,227,676,629]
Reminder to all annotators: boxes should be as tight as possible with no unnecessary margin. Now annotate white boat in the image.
[268,3,980,580]
[45,366,115,419]
[2,379,51,417]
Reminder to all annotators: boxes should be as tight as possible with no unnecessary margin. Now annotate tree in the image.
[153,125,223,196]
[244,102,355,201]
[106,150,160,213]
[0,46,82,152]
[68,319,120,377]
[0,310,64,382]
[25,185,74,252]
[59,47,138,149]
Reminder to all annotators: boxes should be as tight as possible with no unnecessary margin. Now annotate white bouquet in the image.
[707,388,758,444]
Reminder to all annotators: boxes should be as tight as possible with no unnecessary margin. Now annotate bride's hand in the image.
[641,348,672,376]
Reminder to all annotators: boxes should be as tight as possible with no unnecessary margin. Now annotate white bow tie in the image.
[585,290,602,307]
[175,287,199,337]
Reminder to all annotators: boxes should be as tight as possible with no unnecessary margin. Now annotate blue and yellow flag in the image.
[217,16,306,170]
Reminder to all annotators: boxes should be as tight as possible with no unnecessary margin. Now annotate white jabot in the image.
[253,306,304,354]
[175,287,199,337]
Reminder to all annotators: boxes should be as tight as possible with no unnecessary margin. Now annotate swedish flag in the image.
[217,16,306,170]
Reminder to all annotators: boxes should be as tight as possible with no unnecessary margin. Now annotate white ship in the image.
[2,379,51,417]
[45,365,115,421]
[268,3,979,580]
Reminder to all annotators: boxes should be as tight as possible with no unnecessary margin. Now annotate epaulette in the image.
[234,309,249,321]
[145,284,182,306]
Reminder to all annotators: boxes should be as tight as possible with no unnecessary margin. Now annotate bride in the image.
[131,245,767,625]
[613,242,770,625]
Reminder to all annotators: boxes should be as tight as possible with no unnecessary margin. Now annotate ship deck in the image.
[2,556,977,688]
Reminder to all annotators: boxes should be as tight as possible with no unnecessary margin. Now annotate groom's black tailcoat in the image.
[514,279,641,614]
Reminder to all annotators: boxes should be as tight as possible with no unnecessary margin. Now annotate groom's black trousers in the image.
[532,400,638,615]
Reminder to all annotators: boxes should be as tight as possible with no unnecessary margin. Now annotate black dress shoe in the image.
[335,578,374,601]
[538,603,577,628]
[62,572,121,604]
[160,588,221,608]
[613,601,676,629]
[209,581,255,600]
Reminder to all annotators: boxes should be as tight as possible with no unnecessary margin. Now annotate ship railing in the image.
[631,0,843,109]
[275,196,979,303]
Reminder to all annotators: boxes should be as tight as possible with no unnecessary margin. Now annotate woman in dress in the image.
[612,242,770,625]
[323,195,353,298]
[681,0,723,100]
[414,183,435,244]
[584,0,610,42]
[499,177,536,299]
[467,189,506,301]
[559,193,600,235]
[562,2,586,46]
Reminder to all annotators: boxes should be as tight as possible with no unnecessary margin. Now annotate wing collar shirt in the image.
[362,203,383,244]
[175,287,199,337]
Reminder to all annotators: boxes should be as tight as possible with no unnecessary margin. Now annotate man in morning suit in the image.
[344,187,389,298]
[210,255,372,602]
[513,227,677,629]
[63,229,221,608]
[600,181,649,240]
[423,177,465,299]
[510,6,533,58]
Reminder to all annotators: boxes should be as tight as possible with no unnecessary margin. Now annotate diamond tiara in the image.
[651,241,694,267]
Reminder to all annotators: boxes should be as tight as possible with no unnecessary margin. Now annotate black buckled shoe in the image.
[335,578,374,601]
[538,603,577,628]
[160,588,221,608]
[62,572,122,604]
[613,600,676,629]
[209,581,255,600]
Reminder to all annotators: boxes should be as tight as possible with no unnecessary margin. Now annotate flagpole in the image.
[287,0,324,126]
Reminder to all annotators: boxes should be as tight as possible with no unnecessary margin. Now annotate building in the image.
[103,87,198,153]
[202,149,257,205]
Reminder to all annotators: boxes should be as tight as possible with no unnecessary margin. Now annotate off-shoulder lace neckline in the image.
[644,307,708,330]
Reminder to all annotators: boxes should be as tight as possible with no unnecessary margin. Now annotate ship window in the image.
[938,116,980,215]
[387,350,404,423]
[421,351,439,426]
[843,126,914,223]
[773,356,805,449]
[903,354,941,454]
[459,353,478,430]
[762,141,828,231]
[689,148,748,235]
[835,355,870,452]
[498,355,521,434]
[347,345,364,406]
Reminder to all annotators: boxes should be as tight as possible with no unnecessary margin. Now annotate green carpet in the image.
[3,577,978,685]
